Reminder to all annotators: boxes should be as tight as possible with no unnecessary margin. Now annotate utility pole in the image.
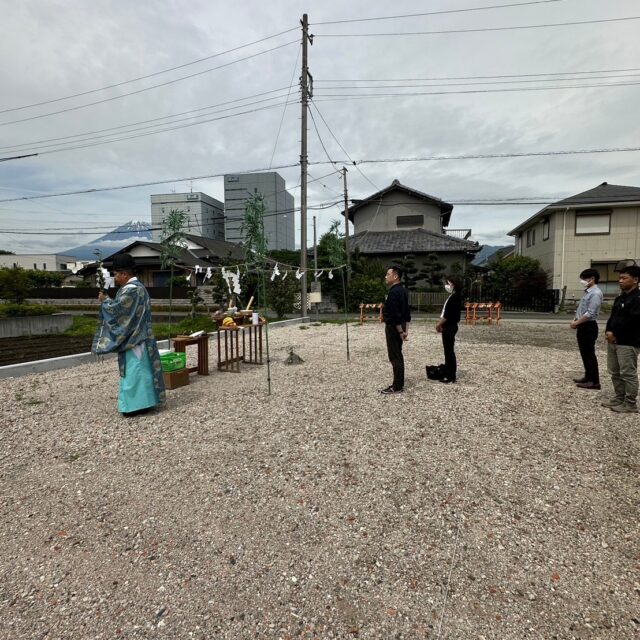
[341,166,351,284]
[300,13,313,317]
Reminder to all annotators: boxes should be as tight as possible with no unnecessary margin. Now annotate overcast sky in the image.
[1,0,639,255]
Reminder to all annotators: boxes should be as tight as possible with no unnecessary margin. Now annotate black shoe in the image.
[380,386,403,394]
[572,376,587,383]
[576,381,601,390]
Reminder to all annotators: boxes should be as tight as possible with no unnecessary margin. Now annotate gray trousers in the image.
[607,343,640,405]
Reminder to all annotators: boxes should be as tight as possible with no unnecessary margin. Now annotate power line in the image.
[5,100,298,157]
[312,0,564,25]
[313,79,640,99]
[310,102,380,192]
[318,66,640,82]
[0,27,298,115]
[0,163,300,204]
[269,45,301,168]
[316,73,640,90]
[0,87,296,153]
[0,40,298,128]
[315,15,640,37]
[307,146,640,165]
[4,144,639,205]
[0,200,342,235]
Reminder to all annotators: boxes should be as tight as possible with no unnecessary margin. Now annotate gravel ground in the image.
[0,321,637,639]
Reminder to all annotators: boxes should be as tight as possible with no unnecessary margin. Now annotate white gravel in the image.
[0,321,638,639]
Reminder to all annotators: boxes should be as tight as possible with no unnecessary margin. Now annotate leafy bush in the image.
[347,276,387,311]
[0,303,59,317]
[0,267,32,303]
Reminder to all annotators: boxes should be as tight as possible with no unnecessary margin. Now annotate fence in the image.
[27,286,194,299]
[470,288,560,313]
[409,288,560,313]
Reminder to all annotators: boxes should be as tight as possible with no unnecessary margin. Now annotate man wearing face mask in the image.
[435,275,462,384]
[570,268,603,390]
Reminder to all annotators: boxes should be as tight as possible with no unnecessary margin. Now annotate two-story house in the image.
[346,179,479,278]
[508,182,640,298]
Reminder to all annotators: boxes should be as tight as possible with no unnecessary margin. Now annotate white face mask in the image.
[445,283,454,293]
[579,279,589,287]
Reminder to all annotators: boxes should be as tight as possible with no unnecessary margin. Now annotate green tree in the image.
[420,253,446,288]
[26,270,65,288]
[0,267,32,303]
[0,249,15,255]
[266,273,298,318]
[397,254,420,290]
[160,209,189,344]
[489,255,548,300]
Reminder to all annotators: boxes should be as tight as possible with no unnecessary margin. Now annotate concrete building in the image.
[0,254,76,271]
[508,182,640,298]
[224,172,295,250]
[150,192,224,243]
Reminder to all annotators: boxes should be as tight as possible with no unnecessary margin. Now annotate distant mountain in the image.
[65,220,153,260]
[471,244,511,267]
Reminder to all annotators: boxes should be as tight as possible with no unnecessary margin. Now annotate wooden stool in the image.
[173,334,209,375]
[242,322,264,365]
[217,327,241,372]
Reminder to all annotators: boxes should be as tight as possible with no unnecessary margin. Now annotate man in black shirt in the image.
[381,266,411,394]
[603,265,640,413]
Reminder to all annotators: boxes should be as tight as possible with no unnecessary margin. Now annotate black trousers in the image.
[576,321,599,383]
[385,323,404,390]
[442,323,459,381]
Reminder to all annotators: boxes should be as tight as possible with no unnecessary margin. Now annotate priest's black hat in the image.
[112,253,136,272]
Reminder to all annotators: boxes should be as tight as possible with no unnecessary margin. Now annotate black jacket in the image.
[383,283,411,326]
[606,287,640,347]
[442,291,462,324]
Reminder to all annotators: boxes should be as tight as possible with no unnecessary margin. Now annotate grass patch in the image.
[0,303,59,317]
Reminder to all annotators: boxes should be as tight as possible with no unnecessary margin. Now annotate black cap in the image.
[112,253,136,272]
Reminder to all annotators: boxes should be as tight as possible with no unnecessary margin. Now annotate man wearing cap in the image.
[92,253,165,416]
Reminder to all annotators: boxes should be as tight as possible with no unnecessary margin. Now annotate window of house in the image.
[591,261,622,296]
[526,228,536,247]
[42,263,46,270]
[34,263,37,269]
[396,214,424,228]
[542,218,550,241]
[575,211,610,235]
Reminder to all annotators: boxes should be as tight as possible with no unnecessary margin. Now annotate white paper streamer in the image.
[328,270,334,280]
[204,267,213,282]
[270,263,280,282]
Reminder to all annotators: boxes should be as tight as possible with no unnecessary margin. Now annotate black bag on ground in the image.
[426,364,446,380]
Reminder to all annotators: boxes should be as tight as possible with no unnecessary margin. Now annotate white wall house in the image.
[508,182,640,299]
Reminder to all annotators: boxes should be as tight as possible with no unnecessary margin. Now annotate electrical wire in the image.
[0,200,343,235]
[316,73,640,90]
[0,162,300,204]
[315,15,640,37]
[0,40,298,128]
[0,100,298,158]
[318,66,640,82]
[0,27,299,115]
[0,87,297,153]
[310,102,380,192]
[306,146,640,165]
[312,0,564,25]
[269,45,301,168]
[312,79,640,99]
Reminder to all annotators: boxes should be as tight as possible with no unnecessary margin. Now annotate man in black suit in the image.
[381,266,411,394]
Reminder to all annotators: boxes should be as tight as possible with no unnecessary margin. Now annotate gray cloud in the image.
[1,0,639,255]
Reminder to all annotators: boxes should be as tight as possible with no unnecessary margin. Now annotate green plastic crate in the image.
[160,351,186,372]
